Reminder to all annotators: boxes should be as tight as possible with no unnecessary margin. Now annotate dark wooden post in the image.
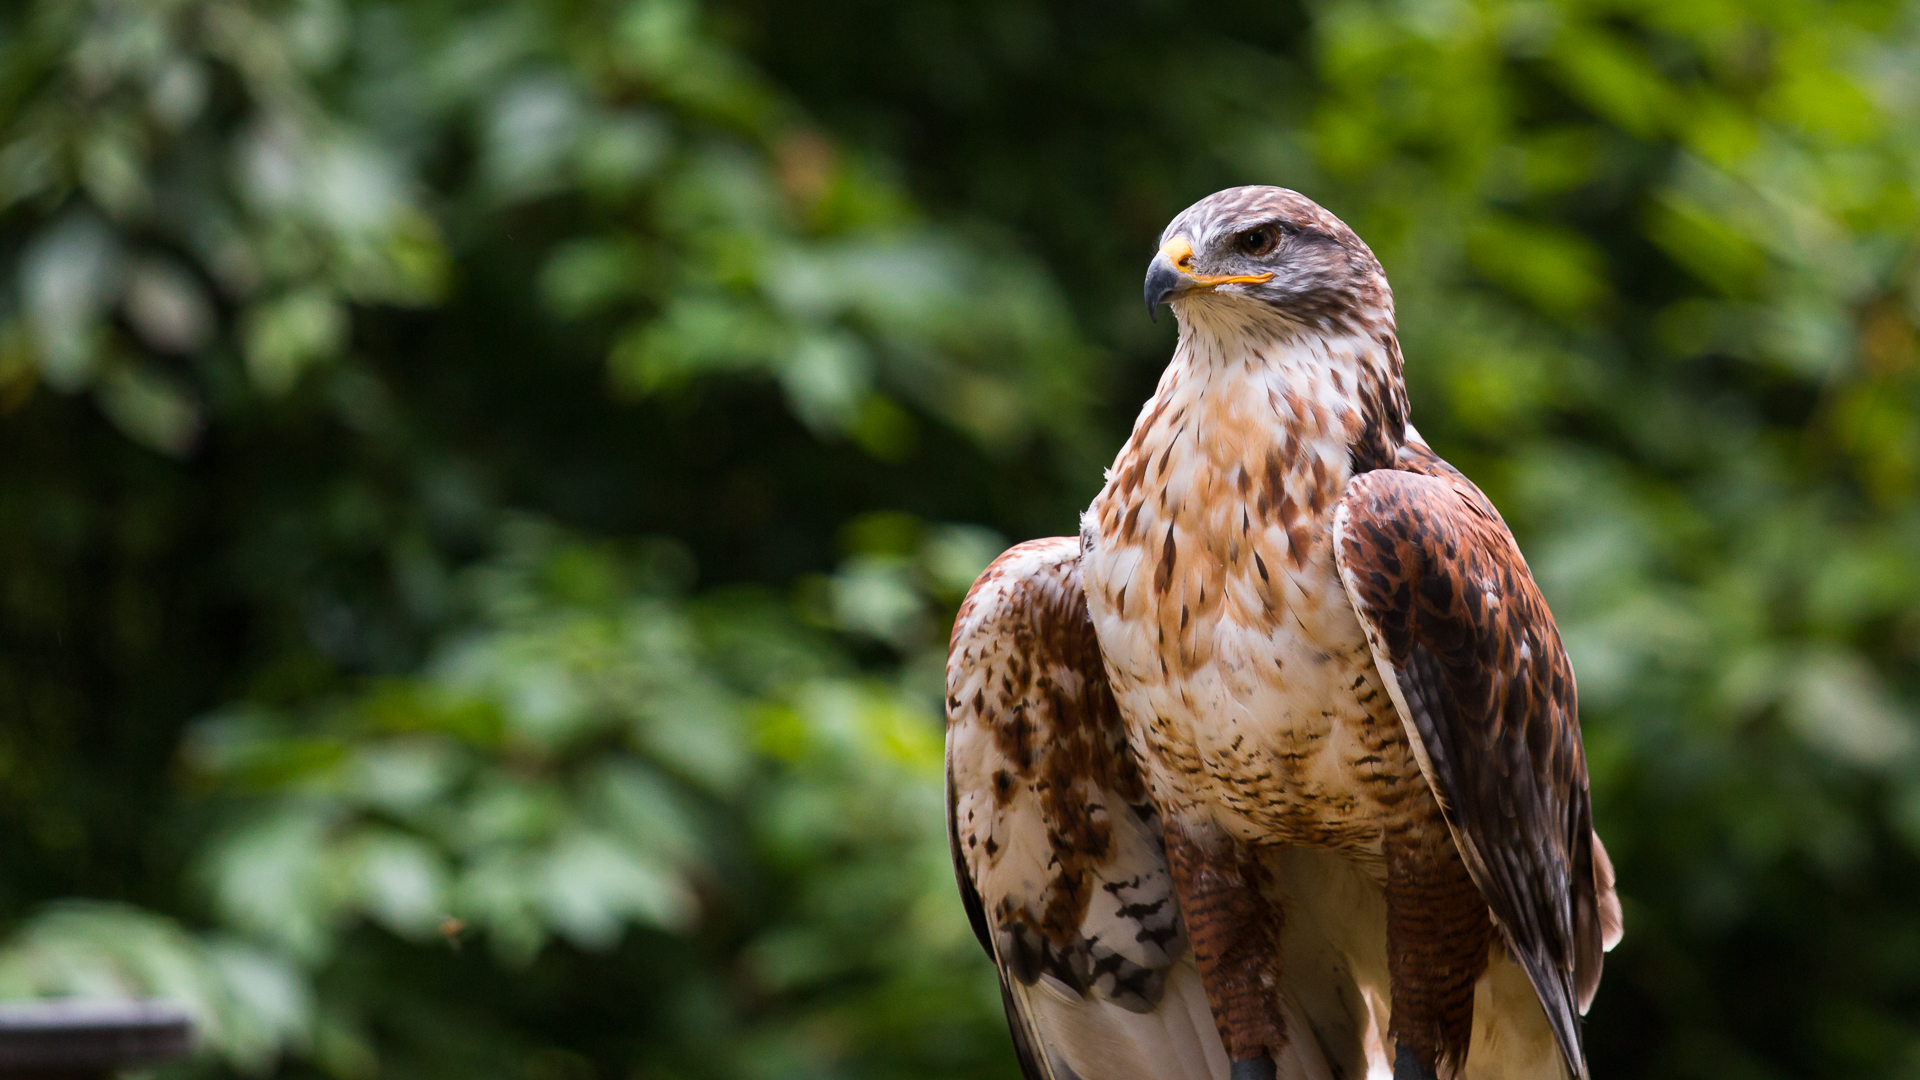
[0,1001,194,1080]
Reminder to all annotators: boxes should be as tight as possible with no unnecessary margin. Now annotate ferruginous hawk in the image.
[945,187,1622,1080]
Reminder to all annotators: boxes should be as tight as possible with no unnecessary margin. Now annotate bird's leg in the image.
[1163,825,1284,1080]
[1384,816,1494,1080]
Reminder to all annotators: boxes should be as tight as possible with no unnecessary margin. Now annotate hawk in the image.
[945,187,1622,1080]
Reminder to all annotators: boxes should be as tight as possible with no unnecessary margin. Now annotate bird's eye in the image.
[1237,227,1279,257]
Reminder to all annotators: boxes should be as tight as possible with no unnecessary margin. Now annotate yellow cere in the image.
[1160,235,1276,288]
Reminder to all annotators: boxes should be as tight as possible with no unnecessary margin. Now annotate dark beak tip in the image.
[1144,257,1182,324]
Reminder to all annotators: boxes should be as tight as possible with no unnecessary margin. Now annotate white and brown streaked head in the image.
[1145,186,1408,472]
[1145,186,1393,339]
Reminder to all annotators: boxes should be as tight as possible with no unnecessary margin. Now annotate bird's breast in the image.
[1080,347,1429,855]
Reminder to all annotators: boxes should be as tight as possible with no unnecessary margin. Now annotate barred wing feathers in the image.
[947,538,1225,1080]
[1333,462,1623,1080]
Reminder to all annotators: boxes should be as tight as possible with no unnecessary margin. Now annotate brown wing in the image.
[1332,457,1619,1080]
[947,538,1233,1080]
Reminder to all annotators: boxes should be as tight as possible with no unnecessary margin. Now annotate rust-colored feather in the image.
[1334,464,1615,1079]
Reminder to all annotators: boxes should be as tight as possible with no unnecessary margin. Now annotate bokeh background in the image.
[2,0,1919,1077]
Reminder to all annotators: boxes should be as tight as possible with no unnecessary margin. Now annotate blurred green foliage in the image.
[1,0,1919,1078]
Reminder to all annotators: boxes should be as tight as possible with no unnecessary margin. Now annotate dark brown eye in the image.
[1237,227,1279,257]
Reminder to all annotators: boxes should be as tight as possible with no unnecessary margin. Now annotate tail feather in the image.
[1592,831,1624,953]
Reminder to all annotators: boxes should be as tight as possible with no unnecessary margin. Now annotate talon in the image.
[1392,1043,1438,1080]
[1230,1056,1277,1080]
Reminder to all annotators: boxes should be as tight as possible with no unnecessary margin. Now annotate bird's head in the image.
[1145,186,1390,335]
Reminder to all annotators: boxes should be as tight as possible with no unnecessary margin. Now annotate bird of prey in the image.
[945,187,1622,1080]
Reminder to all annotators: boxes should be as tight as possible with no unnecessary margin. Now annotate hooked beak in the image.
[1144,249,1183,324]
[1144,236,1276,322]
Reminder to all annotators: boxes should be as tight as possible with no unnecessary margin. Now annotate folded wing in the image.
[1332,458,1621,1080]
[948,538,1249,1080]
